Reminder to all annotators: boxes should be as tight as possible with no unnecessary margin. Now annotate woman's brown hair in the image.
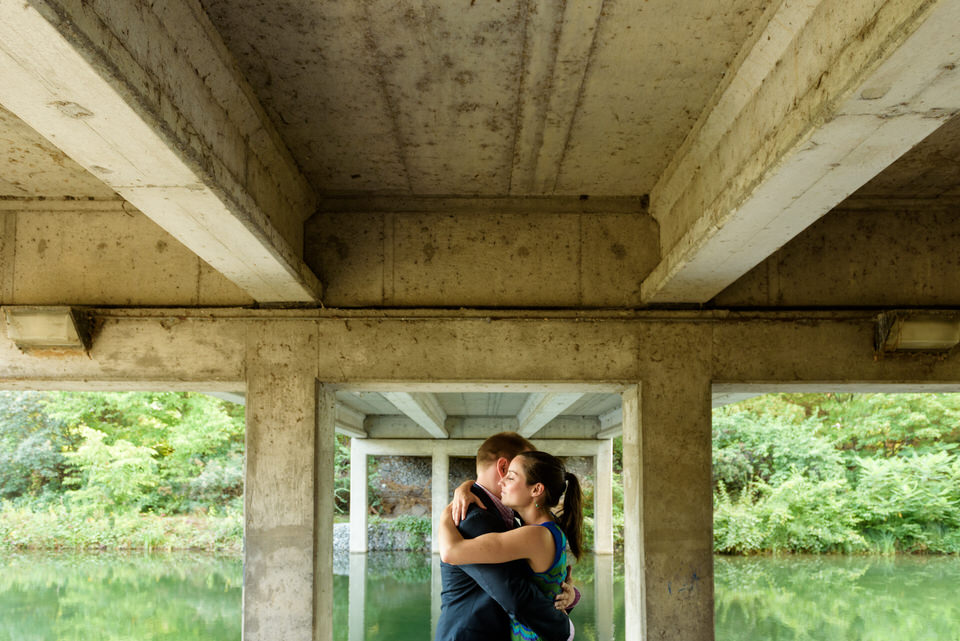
[516,450,584,560]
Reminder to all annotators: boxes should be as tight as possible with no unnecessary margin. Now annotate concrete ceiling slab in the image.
[200,0,770,197]
[0,106,117,199]
[849,113,960,201]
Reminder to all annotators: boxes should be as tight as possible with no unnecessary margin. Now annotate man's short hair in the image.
[476,432,536,468]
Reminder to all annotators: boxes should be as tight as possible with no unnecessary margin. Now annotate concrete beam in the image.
[516,392,585,437]
[0,0,320,303]
[596,406,623,439]
[643,0,960,303]
[381,392,448,438]
[335,404,367,439]
[364,415,600,440]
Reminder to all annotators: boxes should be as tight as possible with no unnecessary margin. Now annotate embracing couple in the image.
[435,432,584,641]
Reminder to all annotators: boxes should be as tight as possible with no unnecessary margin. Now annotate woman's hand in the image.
[450,479,484,525]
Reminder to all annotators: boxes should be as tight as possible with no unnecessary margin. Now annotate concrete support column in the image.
[594,438,614,555]
[621,385,644,641]
[243,322,322,641]
[431,449,450,554]
[349,440,368,553]
[316,385,336,641]
[637,328,714,640]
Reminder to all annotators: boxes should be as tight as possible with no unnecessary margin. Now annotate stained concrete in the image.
[0,106,117,199]
[200,0,768,196]
[714,206,960,307]
[6,309,960,641]
[306,200,658,307]
[0,206,252,307]
[243,322,322,641]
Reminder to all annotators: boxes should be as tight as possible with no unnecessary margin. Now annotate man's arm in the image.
[456,509,571,641]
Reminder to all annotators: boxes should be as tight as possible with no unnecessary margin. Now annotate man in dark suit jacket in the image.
[435,432,574,641]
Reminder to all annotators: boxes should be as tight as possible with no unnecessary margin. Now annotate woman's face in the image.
[499,456,535,508]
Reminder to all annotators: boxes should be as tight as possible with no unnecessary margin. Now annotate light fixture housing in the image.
[875,311,960,353]
[2,306,92,355]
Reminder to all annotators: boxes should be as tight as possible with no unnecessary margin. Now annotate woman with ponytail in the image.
[439,450,584,641]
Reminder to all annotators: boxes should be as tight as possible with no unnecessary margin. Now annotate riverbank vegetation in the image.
[2,391,959,554]
[714,393,960,554]
[0,391,243,552]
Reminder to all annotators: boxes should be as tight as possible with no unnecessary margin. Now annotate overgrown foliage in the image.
[0,391,245,550]
[713,393,960,554]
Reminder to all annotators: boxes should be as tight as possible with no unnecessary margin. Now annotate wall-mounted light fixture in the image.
[875,311,960,353]
[2,306,92,355]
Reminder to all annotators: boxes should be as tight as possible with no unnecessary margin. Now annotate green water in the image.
[0,552,241,641]
[2,552,959,640]
[715,555,960,641]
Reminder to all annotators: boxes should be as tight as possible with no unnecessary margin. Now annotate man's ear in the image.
[496,457,510,479]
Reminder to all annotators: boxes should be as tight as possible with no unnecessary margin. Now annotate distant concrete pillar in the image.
[431,449,449,554]
[243,323,323,641]
[634,330,714,641]
[350,440,368,553]
[594,438,614,555]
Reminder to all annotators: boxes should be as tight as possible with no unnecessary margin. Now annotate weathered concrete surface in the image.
[315,385,336,641]
[639,326,714,640]
[0,106,117,199]
[306,198,657,307]
[200,0,767,196]
[0,0,319,302]
[852,114,960,199]
[8,310,960,641]
[243,321,320,641]
[621,386,643,641]
[643,0,960,303]
[0,205,252,307]
[715,205,960,307]
[0,312,245,388]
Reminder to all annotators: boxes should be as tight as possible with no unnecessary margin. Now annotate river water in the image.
[1,552,958,640]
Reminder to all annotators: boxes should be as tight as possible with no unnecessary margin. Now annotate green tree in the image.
[0,391,76,501]
[42,392,245,513]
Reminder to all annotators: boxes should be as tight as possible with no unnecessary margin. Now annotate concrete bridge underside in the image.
[5,309,960,640]
[3,0,960,640]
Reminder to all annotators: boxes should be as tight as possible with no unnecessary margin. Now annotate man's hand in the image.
[451,479,485,525]
[554,581,576,610]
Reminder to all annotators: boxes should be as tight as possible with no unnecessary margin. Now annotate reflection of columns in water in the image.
[594,554,615,641]
[349,553,367,641]
[431,553,443,640]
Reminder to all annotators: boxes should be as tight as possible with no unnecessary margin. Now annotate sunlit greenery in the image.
[714,393,960,554]
[0,391,244,551]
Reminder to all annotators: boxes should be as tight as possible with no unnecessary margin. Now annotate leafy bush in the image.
[713,411,844,495]
[714,473,865,554]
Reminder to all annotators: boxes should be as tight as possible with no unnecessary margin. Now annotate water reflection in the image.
[715,555,960,641]
[333,551,625,641]
[0,552,241,641]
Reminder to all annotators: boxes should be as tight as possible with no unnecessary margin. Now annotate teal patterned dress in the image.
[510,521,568,641]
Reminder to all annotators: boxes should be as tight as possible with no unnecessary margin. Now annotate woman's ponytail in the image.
[517,451,585,560]
[559,471,584,560]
